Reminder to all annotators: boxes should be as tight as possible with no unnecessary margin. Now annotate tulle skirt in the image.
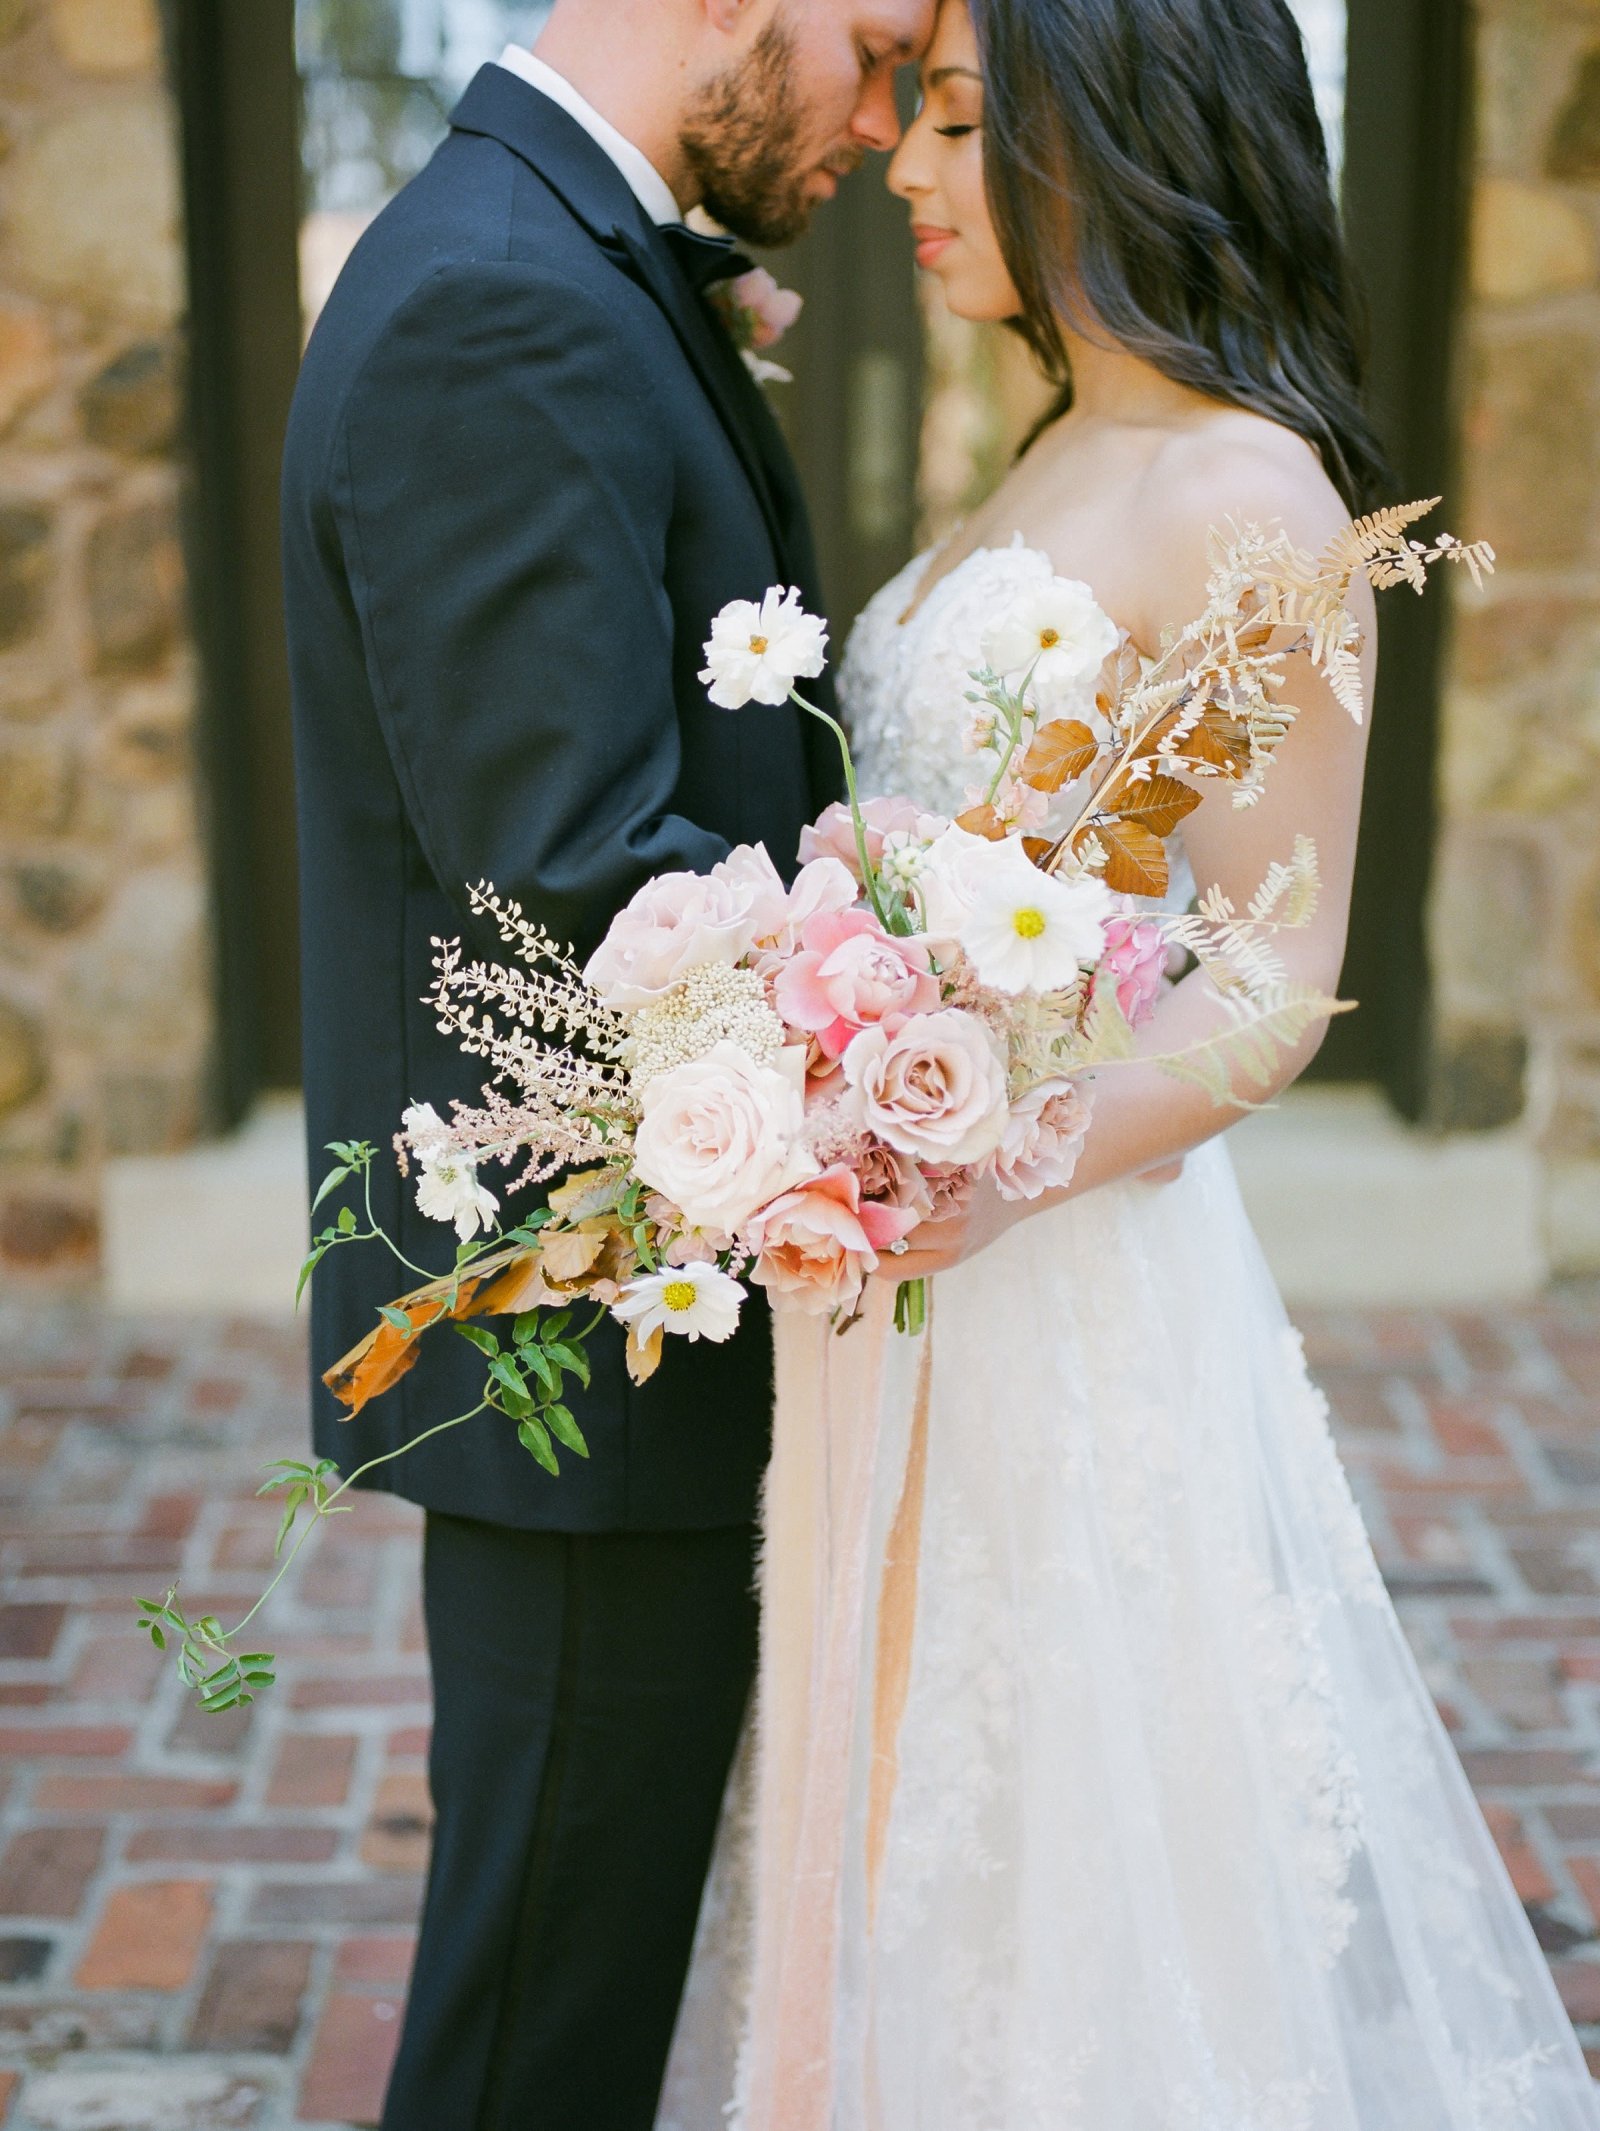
[659,1139,1599,2130]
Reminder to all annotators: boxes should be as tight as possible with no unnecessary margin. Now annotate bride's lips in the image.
[912,224,956,268]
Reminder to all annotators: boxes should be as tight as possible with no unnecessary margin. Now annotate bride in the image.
[665,0,1600,2124]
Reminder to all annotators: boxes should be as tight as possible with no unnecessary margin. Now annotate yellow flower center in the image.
[1013,907,1047,939]
[1038,627,1061,649]
[749,635,769,655]
[662,1279,699,1313]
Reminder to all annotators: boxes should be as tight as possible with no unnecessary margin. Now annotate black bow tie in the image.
[658,221,754,294]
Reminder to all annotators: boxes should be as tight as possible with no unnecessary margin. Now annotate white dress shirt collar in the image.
[494,46,682,227]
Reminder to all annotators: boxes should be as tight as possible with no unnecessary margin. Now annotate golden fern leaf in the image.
[1319,497,1440,583]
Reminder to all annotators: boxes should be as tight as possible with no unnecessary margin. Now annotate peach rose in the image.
[774,909,940,1057]
[747,1165,918,1315]
[841,1008,1008,1167]
[633,1040,815,1233]
[585,845,787,1008]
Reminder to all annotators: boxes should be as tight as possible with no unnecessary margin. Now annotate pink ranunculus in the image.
[987,1078,1093,1202]
[633,1040,815,1234]
[1097,911,1168,1027]
[729,268,804,351]
[798,796,947,882]
[774,909,940,1057]
[746,1165,918,1315]
[584,844,788,1008]
[841,1007,1009,1167]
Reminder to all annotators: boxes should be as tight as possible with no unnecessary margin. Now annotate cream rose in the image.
[841,1008,1009,1167]
[633,1040,815,1233]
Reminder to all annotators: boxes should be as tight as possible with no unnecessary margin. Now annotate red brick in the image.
[1481,1803,1556,1905]
[289,1672,428,1711]
[1459,1747,1590,1788]
[0,1603,66,1658]
[387,1725,430,1760]
[76,1879,213,1991]
[135,1492,200,1539]
[68,1632,163,1701]
[0,1826,103,1917]
[1427,1399,1510,1458]
[1568,1857,1600,1930]
[188,1937,313,2053]
[335,1933,416,1986]
[361,1771,432,1874]
[126,1823,340,1865]
[0,2071,16,2121]
[1548,1804,1600,1843]
[1553,1960,1600,2025]
[265,1732,357,1808]
[34,1773,237,1812]
[0,1724,132,1758]
[298,1987,404,2125]
[0,1685,51,1707]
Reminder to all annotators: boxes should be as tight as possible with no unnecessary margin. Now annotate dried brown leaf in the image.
[954,803,1007,842]
[625,1319,664,1386]
[1093,818,1169,898]
[1019,718,1098,793]
[1107,772,1202,839]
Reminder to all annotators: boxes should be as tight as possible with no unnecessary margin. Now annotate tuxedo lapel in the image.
[448,66,789,566]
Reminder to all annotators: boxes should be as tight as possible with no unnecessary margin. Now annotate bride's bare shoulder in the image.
[1125,412,1353,641]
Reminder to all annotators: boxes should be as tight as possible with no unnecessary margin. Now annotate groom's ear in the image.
[700,0,765,35]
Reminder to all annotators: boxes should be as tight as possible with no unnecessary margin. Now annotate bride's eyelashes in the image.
[934,123,978,138]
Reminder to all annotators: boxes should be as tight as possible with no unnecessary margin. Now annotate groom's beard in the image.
[682,16,849,248]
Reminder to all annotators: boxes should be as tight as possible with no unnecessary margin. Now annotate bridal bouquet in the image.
[139,501,1488,1711]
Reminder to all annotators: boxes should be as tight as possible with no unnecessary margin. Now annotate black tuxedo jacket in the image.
[281,66,840,1531]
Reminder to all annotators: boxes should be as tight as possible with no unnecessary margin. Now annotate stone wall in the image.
[1438,0,1600,1271]
[0,0,209,1284]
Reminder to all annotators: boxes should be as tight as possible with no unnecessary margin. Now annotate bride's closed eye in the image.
[934,123,978,138]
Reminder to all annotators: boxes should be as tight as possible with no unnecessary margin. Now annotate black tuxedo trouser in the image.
[379,1511,758,2131]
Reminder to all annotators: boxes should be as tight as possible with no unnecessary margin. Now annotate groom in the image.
[281,0,931,2123]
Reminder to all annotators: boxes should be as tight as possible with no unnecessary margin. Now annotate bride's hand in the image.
[876,1178,1023,1281]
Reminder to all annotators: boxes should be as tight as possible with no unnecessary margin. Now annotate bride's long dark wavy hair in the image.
[968,0,1387,510]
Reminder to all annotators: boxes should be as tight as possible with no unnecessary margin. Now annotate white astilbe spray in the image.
[422,885,638,1189]
[627,962,784,1092]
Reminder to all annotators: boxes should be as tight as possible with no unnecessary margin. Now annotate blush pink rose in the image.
[585,845,787,1008]
[841,1007,1008,1167]
[746,1165,917,1315]
[987,1078,1093,1201]
[1096,911,1168,1027]
[856,1139,934,1222]
[729,268,804,350]
[798,796,947,882]
[774,909,940,1057]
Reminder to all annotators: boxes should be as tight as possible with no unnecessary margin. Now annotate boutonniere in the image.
[710,268,804,386]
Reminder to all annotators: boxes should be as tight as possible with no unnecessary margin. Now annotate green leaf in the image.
[542,1310,571,1341]
[544,1341,590,1389]
[487,1355,525,1398]
[517,1415,559,1476]
[377,1305,413,1336]
[498,1382,534,1420]
[524,1346,558,1396]
[148,1624,166,1651]
[544,1403,589,1459]
[455,1324,500,1357]
[336,1204,358,1236]
[294,1243,330,1308]
[513,1311,543,1345]
[311,1163,351,1213]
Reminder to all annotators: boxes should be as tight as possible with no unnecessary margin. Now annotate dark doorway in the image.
[166,0,305,1113]
[1315,0,1472,1113]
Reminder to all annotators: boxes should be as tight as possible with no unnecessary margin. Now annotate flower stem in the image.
[894,1276,927,1336]
[789,688,892,928]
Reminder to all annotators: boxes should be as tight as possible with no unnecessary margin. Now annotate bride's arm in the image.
[890,448,1378,1277]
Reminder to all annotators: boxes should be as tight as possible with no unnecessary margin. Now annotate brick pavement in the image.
[0,1287,1595,2126]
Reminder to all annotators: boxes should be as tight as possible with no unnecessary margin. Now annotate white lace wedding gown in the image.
[658,543,1600,2131]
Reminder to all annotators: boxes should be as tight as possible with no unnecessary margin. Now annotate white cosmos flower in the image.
[400,1100,452,1161]
[981,577,1118,709]
[957,836,1113,994]
[611,1261,747,1343]
[700,586,828,709]
[415,1152,499,1242]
